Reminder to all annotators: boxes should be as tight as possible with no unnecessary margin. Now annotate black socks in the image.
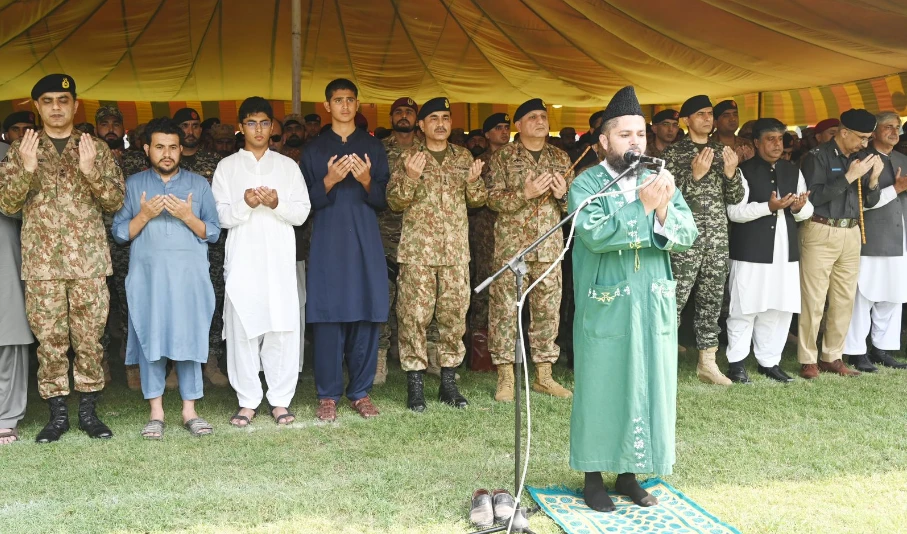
[583,472,615,512]
[615,473,658,507]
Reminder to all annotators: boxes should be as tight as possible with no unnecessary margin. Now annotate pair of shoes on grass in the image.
[469,488,515,528]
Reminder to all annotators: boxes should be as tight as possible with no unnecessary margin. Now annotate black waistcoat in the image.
[730,156,799,263]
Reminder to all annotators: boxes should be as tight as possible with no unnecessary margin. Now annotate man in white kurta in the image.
[211,98,311,426]
[726,119,813,383]
[843,112,907,371]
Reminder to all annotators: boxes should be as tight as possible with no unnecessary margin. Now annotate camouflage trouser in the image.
[397,264,470,372]
[25,277,109,399]
[488,259,561,365]
[209,233,227,361]
[467,208,496,330]
[380,270,439,357]
[671,244,728,350]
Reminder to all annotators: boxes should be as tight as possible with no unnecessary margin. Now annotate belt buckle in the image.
[839,220,849,228]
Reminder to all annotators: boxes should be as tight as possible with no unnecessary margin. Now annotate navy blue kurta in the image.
[301,128,390,323]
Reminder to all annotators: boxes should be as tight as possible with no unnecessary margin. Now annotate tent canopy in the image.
[2,0,907,107]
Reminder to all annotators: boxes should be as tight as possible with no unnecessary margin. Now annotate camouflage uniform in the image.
[180,149,225,363]
[387,142,486,372]
[467,148,498,330]
[486,141,573,365]
[0,133,124,398]
[662,137,745,349]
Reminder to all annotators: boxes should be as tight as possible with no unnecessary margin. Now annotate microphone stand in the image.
[469,160,641,534]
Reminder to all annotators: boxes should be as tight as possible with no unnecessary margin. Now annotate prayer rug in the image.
[527,478,740,534]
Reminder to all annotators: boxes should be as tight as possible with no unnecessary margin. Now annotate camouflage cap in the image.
[95,105,123,124]
[210,123,236,140]
[283,113,304,127]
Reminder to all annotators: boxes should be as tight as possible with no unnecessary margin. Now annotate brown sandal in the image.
[0,427,20,444]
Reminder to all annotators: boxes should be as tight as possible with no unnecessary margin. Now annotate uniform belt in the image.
[810,215,858,229]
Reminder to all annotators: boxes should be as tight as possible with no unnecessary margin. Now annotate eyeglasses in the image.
[270,135,282,142]
[243,120,272,130]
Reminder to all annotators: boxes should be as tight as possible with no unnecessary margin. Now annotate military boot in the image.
[204,353,230,387]
[374,348,388,385]
[494,364,515,402]
[35,396,70,444]
[438,367,468,408]
[697,347,732,386]
[532,362,573,398]
[78,392,113,439]
[427,342,459,379]
[407,371,426,412]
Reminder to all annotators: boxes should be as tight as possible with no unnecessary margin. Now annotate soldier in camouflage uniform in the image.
[487,99,574,402]
[95,105,141,389]
[662,95,745,385]
[709,99,755,162]
[0,74,125,442]
[387,97,486,412]
[467,112,510,333]
[171,108,229,388]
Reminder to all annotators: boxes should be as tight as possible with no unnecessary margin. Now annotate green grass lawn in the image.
[3,337,907,534]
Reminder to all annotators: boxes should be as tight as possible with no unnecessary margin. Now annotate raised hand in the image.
[722,145,739,178]
[467,159,484,182]
[139,191,165,220]
[255,186,279,209]
[768,191,796,213]
[405,151,427,180]
[845,154,878,184]
[549,172,568,200]
[326,154,354,185]
[349,153,372,185]
[19,129,40,173]
[790,191,810,214]
[640,173,668,214]
[869,153,885,189]
[78,132,97,175]
[691,148,714,181]
[244,188,262,208]
[163,193,194,221]
[524,172,553,200]
[894,167,907,194]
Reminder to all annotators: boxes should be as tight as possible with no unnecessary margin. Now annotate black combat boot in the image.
[78,392,113,439]
[35,396,70,444]
[407,371,426,413]
[438,367,468,409]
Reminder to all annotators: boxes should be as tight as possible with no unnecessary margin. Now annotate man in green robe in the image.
[568,86,699,512]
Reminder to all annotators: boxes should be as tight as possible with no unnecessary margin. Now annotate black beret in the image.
[467,129,484,140]
[304,113,321,123]
[713,99,738,117]
[840,108,876,134]
[172,108,201,125]
[601,86,643,124]
[31,73,76,100]
[418,97,451,120]
[200,117,220,130]
[3,111,37,131]
[751,118,786,140]
[588,110,605,128]
[652,109,679,124]
[283,118,302,128]
[514,98,546,122]
[482,112,510,133]
[680,95,713,117]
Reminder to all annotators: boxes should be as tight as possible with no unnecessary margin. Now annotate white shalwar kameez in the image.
[726,171,813,367]
[844,186,907,354]
[212,149,311,409]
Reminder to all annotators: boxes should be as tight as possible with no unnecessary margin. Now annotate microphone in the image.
[623,151,664,166]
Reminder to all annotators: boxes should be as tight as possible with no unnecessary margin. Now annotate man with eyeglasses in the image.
[269,119,284,152]
[798,108,882,379]
[166,108,230,389]
[212,97,311,427]
[842,112,907,371]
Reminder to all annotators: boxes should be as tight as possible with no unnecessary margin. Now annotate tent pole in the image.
[292,0,302,114]
[757,91,763,118]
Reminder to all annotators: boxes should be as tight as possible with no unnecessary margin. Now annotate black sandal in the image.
[268,403,296,425]
[229,407,257,428]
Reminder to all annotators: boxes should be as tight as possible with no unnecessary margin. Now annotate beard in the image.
[104,135,125,150]
[393,120,415,133]
[182,135,199,149]
[605,148,632,173]
[469,146,486,158]
[285,134,303,148]
[151,159,178,175]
